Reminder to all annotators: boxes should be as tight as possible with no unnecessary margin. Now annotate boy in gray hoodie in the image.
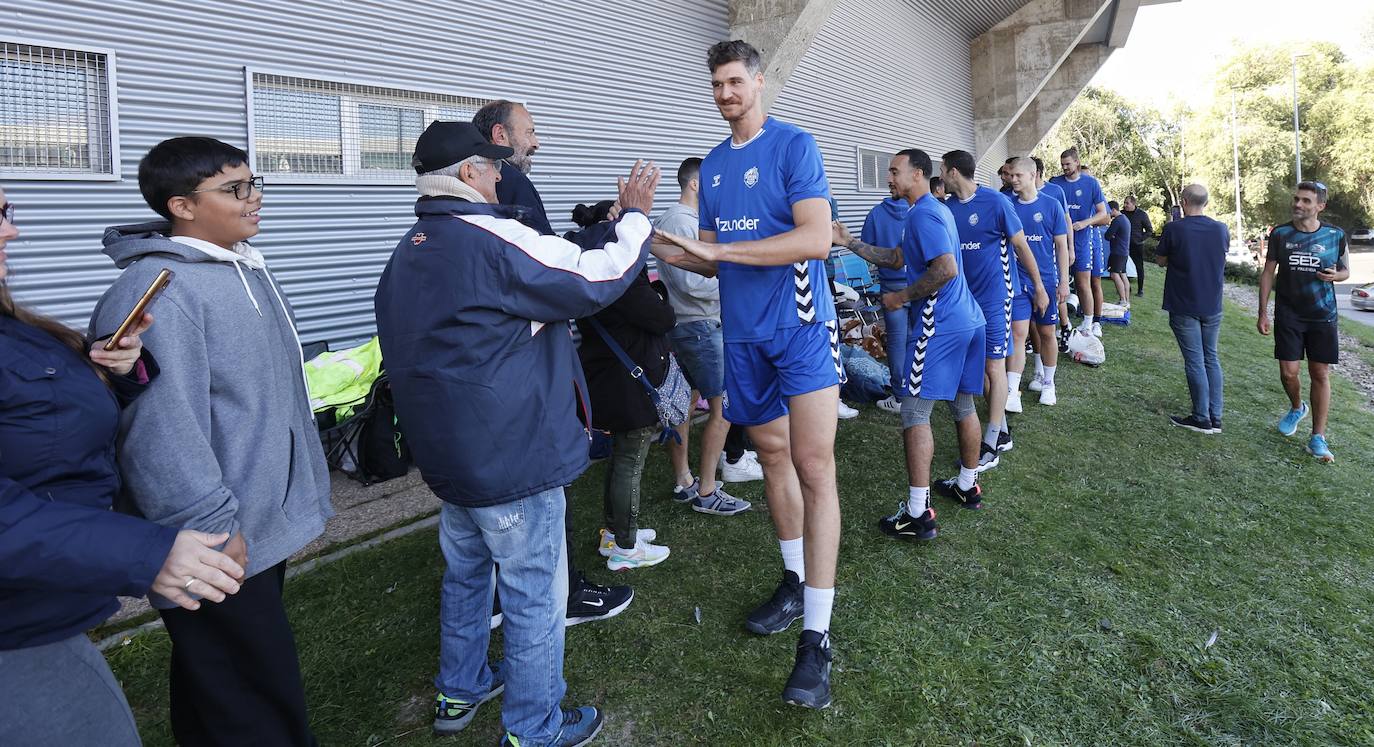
[89,137,332,746]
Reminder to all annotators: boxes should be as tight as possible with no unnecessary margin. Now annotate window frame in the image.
[0,36,122,182]
[855,145,890,194]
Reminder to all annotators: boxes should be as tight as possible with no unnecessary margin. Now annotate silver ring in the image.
[184,576,197,590]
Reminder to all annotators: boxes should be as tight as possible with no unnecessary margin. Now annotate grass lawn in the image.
[1338,313,1374,370]
[106,283,1374,746]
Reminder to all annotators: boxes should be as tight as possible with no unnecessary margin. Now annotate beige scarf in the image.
[415,174,487,203]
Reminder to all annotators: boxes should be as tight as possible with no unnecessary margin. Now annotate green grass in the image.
[106,284,1374,746]
[1338,313,1374,370]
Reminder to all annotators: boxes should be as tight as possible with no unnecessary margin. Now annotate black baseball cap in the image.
[412,121,513,174]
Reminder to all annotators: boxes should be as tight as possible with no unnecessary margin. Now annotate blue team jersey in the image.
[1012,192,1068,291]
[1039,180,1069,215]
[902,194,984,335]
[1049,173,1105,242]
[700,117,834,342]
[943,185,1024,308]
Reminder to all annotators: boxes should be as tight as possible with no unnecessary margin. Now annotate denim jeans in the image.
[669,319,725,400]
[437,488,569,744]
[1169,312,1224,422]
[882,300,910,394]
[603,424,658,549]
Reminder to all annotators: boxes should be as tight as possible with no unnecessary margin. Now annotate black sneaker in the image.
[433,663,504,734]
[782,630,833,709]
[878,504,937,541]
[745,570,804,635]
[1058,325,1072,354]
[935,476,984,510]
[1210,417,1222,434]
[996,428,1013,453]
[566,574,634,627]
[1169,414,1216,434]
[976,443,1000,472]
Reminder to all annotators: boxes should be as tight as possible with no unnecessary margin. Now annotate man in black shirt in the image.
[1122,195,1153,296]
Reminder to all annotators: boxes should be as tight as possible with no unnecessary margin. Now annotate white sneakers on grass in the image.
[838,400,859,419]
[719,451,764,483]
[605,537,670,571]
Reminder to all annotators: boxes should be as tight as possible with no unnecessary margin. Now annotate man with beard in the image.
[1050,148,1109,337]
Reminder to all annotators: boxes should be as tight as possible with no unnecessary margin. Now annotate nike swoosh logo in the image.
[894,521,911,531]
[583,599,605,608]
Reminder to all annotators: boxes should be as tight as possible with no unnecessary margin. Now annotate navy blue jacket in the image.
[1,315,176,650]
[497,162,555,236]
[374,197,653,507]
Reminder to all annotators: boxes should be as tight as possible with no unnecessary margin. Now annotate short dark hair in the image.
[895,148,933,179]
[1297,180,1329,203]
[1061,146,1080,161]
[941,150,977,180]
[1031,156,1045,176]
[472,100,520,143]
[138,137,249,221]
[707,40,762,74]
[1108,200,1120,211]
[1003,157,1018,165]
[677,157,703,189]
[929,175,943,191]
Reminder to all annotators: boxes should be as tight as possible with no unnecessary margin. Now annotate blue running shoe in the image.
[501,706,603,747]
[433,663,504,734]
[1307,433,1335,463]
[1278,402,1309,436]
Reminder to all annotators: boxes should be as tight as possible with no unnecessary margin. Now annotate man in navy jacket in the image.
[375,120,658,745]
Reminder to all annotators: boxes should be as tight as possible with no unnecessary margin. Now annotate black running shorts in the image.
[1274,315,1339,364]
[1107,254,1128,274]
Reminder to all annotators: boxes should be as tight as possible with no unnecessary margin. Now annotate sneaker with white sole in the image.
[1039,386,1057,406]
[838,400,859,419]
[720,451,764,483]
[598,527,657,557]
[692,485,752,516]
[876,395,902,414]
[1091,322,1102,337]
[1006,389,1023,413]
[671,478,699,504]
[433,664,505,735]
[1028,374,1045,392]
[606,538,670,571]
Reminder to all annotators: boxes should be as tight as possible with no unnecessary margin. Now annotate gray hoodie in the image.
[90,222,333,606]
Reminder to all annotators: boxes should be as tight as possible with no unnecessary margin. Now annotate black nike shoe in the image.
[935,476,984,510]
[996,428,1013,453]
[782,630,833,709]
[745,570,804,635]
[878,504,937,541]
[1058,325,1071,354]
[566,573,634,627]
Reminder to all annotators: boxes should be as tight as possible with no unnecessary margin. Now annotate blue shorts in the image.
[1032,297,1059,327]
[1093,239,1108,278]
[980,300,1012,360]
[1011,292,1032,323]
[723,321,844,426]
[1071,231,1092,274]
[904,325,985,401]
[669,319,725,400]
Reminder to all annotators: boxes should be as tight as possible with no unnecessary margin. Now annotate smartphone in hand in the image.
[103,269,173,351]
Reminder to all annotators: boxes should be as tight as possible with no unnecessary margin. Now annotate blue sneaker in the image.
[501,706,603,747]
[1278,402,1309,436]
[1307,433,1335,463]
[692,485,752,516]
[433,663,504,734]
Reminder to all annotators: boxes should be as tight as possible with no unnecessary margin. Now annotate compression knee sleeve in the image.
[900,396,937,429]
[948,392,977,421]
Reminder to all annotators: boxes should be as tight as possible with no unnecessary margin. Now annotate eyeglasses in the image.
[188,176,264,201]
[0,202,12,224]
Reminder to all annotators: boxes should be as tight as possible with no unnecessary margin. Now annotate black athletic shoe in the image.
[976,443,1000,472]
[1210,417,1222,434]
[1058,325,1072,354]
[935,476,984,510]
[996,428,1013,453]
[782,630,833,709]
[566,574,634,627]
[878,504,938,541]
[745,570,804,635]
[1169,414,1216,434]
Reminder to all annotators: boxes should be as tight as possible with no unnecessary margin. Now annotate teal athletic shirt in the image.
[1267,221,1349,323]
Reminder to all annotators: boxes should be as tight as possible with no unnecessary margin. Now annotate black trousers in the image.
[1129,244,1146,292]
[159,562,315,747]
[724,424,750,462]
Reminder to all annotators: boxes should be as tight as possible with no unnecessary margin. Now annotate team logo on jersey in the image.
[968,213,979,227]
[711,174,721,188]
[1033,212,1043,223]
[1075,189,1083,197]
[744,167,759,188]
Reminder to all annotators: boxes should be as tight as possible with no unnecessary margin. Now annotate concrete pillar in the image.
[1004,43,1113,156]
[729,0,839,111]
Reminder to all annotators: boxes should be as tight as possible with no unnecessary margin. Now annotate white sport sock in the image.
[803,586,834,634]
[958,465,978,491]
[779,537,805,583]
[1044,365,1057,387]
[906,485,930,516]
[1083,314,1094,329]
[983,423,1000,448]
[1000,417,1010,435]
[1007,371,1022,393]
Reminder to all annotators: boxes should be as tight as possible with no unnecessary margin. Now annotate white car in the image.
[1352,282,1374,311]
[1351,227,1374,244]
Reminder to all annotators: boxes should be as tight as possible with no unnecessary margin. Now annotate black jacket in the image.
[578,268,676,432]
[1123,208,1154,247]
[496,161,555,236]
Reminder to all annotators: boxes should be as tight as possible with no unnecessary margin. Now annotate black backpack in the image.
[353,380,412,484]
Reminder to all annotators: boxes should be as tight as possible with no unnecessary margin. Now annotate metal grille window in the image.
[248,71,492,184]
[856,146,887,192]
[0,41,119,179]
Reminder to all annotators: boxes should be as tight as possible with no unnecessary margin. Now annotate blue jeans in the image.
[669,319,725,399]
[882,302,909,394]
[437,488,569,744]
[1169,312,1224,422]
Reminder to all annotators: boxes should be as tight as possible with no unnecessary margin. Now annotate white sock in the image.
[906,485,930,516]
[983,423,1000,448]
[803,586,834,634]
[1043,365,1057,387]
[780,537,805,583]
[1083,314,1094,329]
[958,465,978,491]
[1033,354,1044,376]
[1007,371,1022,393]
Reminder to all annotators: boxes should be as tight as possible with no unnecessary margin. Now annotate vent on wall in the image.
[856,146,888,192]
[247,70,493,185]
[0,40,119,180]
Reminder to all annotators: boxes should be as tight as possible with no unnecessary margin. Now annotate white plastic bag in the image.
[1067,328,1106,366]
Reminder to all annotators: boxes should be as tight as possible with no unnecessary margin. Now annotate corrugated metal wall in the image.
[4,0,1024,346]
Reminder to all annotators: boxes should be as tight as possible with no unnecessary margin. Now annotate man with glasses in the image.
[1258,180,1350,462]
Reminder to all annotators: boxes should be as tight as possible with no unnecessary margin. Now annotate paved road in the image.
[1337,248,1374,328]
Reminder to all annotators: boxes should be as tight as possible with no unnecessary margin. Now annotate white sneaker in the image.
[606,538,670,571]
[598,527,657,558]
[876,395,902,414]
[838,400,859,419]
[719,451,764,483]
[1028,374,1044,392]
[1006,390,1023,413]
[1092,322,1102,338]
[1039,386,1057,406]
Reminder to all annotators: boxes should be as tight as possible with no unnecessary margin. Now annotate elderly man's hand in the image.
[616,160,661,216]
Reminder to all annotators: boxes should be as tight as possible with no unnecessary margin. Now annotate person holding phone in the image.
[1,184,246,746]
[89,138,334,745]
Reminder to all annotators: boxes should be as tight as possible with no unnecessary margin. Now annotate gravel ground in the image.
[1223,283,1374,411]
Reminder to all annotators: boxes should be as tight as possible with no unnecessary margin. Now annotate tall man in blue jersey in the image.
[1258,181,1350,462]
[1008,157,1070,406]
[1032,156,1075,344]
[1050,148,1110,337]
[940,150,1048,470]
[655,39,841,710]
[858,179,911,414]
[836,149,990,530]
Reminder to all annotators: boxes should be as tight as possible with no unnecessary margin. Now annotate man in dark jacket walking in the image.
[375,121,658,746]
[1122,195,1153,296]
